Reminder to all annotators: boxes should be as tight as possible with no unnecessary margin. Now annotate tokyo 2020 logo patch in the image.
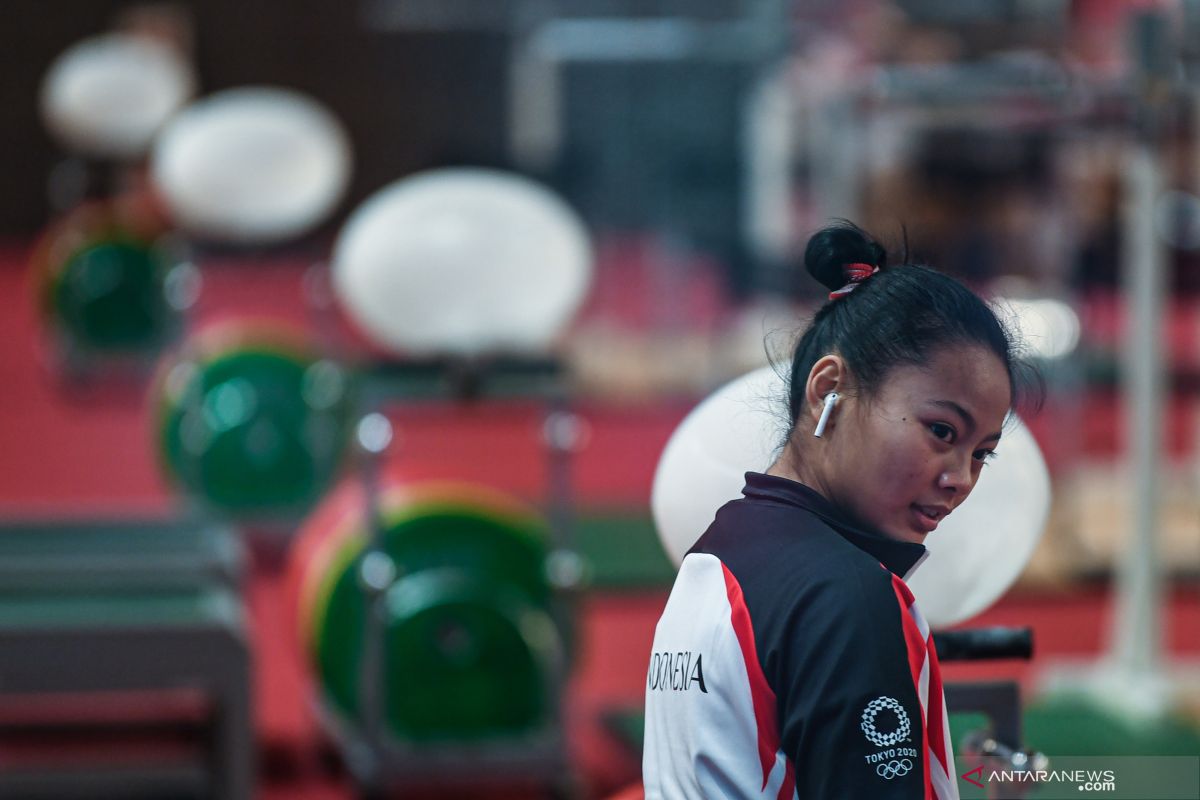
[860,696,911,748]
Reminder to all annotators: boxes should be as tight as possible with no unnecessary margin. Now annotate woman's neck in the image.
[766,438,834,503]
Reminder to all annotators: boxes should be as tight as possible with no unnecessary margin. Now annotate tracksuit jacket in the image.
[643,472,959,799]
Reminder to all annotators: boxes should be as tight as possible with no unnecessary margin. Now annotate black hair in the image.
[784,221,1041,437]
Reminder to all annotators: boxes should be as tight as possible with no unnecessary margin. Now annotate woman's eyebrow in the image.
[931,399,1003,443]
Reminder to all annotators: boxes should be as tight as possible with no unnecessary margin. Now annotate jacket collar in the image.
[741,471,928,580]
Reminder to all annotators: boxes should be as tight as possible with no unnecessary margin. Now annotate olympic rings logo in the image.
[860,696,911,748]
[876,758,913,780]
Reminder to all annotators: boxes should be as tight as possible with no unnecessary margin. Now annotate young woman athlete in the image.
[642,222,1037,799]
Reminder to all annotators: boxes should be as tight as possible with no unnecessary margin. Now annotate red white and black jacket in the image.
[643,472,959,800]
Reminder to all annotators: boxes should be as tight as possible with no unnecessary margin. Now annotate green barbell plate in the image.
[297,483,551,661]
[157,330,352,518]
[311,500,558,740]
[52,239,169,351]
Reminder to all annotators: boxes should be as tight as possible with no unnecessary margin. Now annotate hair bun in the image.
[803,221,888,293]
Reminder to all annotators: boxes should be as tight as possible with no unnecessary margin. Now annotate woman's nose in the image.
[937,455,973,494]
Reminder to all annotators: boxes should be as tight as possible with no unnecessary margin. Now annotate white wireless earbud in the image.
[813,392,839,438]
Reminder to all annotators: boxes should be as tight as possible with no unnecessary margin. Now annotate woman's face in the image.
[823,344,1013,545]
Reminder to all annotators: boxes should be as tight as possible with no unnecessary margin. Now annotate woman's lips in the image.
[910,504,944,533]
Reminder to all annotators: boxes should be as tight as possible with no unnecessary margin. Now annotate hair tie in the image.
[828,262,879,300]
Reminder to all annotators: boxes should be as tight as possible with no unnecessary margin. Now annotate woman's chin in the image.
[882,524,928,545]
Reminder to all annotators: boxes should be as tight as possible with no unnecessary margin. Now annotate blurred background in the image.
[0,0,1197,798]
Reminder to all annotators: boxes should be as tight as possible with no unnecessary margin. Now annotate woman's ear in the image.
[804,356,846,430]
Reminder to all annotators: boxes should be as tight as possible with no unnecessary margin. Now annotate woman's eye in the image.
[974,449,998,464]
[929,422,956,443]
